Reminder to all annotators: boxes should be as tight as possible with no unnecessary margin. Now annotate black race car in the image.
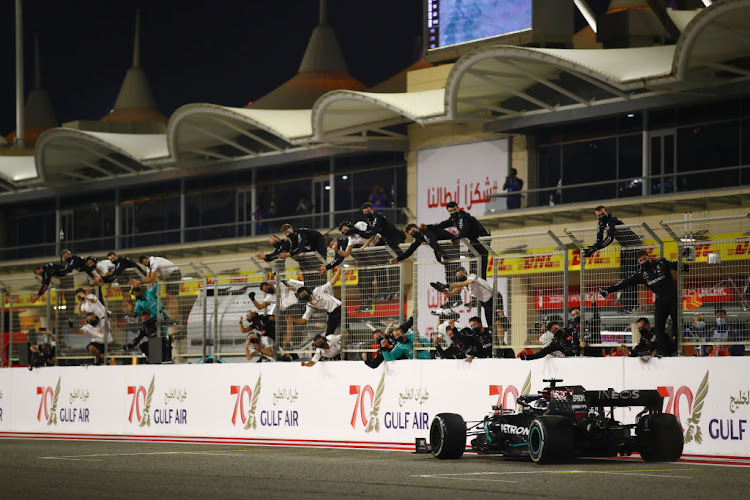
[429,378,683,463]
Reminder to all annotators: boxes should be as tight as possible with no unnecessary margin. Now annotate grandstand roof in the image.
[3,0,750,193]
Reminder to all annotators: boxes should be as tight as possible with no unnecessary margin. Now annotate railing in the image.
[486,165,750,212]
[3,213,749,367]
[0,207,410,261]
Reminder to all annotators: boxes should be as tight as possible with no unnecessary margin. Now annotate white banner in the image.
[416,139,509,224]
[1,358,748,458]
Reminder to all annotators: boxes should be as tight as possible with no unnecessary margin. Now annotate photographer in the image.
[75,288,107,323]
[433,326,467,359]
[29,341,56,368]
[239,310,276,341]
[362,328,395,368]
[520,322,578,360]
[245,332,275,362]
[69,312,112,365]
[123,311,171,363]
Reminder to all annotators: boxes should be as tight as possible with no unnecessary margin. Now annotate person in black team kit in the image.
[389,223,457,266]
[600,250,689,357]
[353,203,406,299]
[583,206,642,313]
[31,263,66,302]
[103,252,146,295]
[256,234,292,263]
[278,224,327,287]
[438,202,490,279]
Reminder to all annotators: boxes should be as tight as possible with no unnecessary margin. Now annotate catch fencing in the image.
[483,232,568,353]
[3,214,750,367]
[661,213,750,356]
[565,223,662,353]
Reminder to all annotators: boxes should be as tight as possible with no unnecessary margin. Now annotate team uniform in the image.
[302,281,342,337]
[103,256,146,287]
[604,258,683,356]
[438,210,490,279]
[311,334,342,362]
[145,256,182,296]
[585,214,642,311]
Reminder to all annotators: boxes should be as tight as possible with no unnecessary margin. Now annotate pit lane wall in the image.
[0,358,748,457]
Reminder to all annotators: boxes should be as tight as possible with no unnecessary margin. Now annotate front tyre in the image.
[430,413,466,459]
[528,416,575,464]
[637,413,683,462]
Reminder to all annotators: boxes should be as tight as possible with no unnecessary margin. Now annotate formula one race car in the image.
[429,379,683,463]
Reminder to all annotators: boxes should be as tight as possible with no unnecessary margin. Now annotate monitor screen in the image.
[426,0,533,51]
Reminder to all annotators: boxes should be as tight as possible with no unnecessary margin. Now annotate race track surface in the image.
[1,439,747,499]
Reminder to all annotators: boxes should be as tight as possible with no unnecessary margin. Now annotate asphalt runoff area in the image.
[1,439,748,499]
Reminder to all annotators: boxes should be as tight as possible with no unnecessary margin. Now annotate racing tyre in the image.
[528,416,575,464]
[637,413,683,462]
[430,413,466,459]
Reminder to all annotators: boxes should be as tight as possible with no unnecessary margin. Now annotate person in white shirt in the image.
[87,256,115,286]
[245,333,275,363]
[70,312,113,365]
[288,267,342,340]
[431,266,501,327]
[75,288,107,323]
[131,255,182,320]
[301,333,342,367]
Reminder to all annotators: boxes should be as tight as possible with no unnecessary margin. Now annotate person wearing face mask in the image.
[128,285,158,319]
[430,266,501,327]
[239,310,276,341]
[583,206,643,313]
[600,250,689,356]
[705,309,742,356]
[437,202,490,279]
[629,317,656,357]
[463,317,493,362]
[380,317,430,361]
[683,313,708,356]
[433,325,468,359]
[287,267,343,342]
[520,322,577,360]
[75,287,107,324]
[389,223,457,267]
[69,312,113,365]
[301,332,343,367]
[278,224,327,288]
[122,311,171,362]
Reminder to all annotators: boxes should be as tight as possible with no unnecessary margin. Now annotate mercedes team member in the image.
[132,255,182,321]
[438,201,490,279]
[430,266,501,327]
[255,234,291,263]
[583,206,642,312]
[279,224,327,287]
[31,262,66,303]
[353,203,405,300]
[103,252,146,296]
[389,223,456,265]
[287,267,343,340]
[600,250,688,357]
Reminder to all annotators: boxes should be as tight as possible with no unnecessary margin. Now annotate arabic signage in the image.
[417,139,509,224]
[1,358,748,457]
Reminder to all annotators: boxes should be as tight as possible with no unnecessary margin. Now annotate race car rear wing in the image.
[585,389,662,411]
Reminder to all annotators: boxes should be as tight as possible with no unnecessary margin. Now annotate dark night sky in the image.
[0,0,424,136]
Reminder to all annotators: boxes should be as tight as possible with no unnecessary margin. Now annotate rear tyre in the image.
[528,416,575,464]
[430,413,466,459]
[637,413,683,462]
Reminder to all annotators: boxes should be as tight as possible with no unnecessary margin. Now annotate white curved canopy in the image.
[34,129,169,183]
[3,0,750,191]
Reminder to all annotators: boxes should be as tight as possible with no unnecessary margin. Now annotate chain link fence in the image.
[4,216,750,367]
[410,239,481,358]
[565,223,662,354]
[484,231,567,355]
[341,246,404,359]
[661,213,750,356]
